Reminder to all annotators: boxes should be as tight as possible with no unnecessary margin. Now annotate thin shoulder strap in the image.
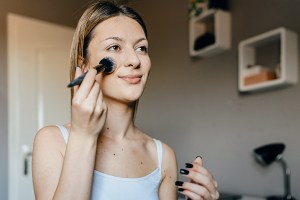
[153,138,163,169]
[56,125,69,143]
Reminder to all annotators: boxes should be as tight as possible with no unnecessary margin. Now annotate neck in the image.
[101,100,137,139]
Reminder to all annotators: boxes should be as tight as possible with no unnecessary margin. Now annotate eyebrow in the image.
[104,36,123,42]
[103,37,147,44]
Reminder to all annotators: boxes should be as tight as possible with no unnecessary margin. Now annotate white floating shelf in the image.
[189,9,231,58]
[238,27,298,92]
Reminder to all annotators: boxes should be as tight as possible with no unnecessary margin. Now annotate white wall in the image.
[134,0,300,198]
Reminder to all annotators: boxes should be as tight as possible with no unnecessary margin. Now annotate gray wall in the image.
[1,0,299,199]
[133,0,300,198]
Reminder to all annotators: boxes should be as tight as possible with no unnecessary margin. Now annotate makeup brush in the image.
[67,57,116,88]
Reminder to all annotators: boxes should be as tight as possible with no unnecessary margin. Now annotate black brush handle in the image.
[67,65,105,88]
[67,72,87,88]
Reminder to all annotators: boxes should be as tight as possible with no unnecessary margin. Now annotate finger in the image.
[179,188,203,200]
[191,156,204,184]
[73,66,83,95]
[180,168,217,196]
[193,165,218,189]
[75,68,97,100]
[189,158,217,188]
[80,81,100,115]
[190,164,214,183]
[178,182,211,200]
[184,156,219,199]
[193,156,203,166]
[94,88,107,119]
[212,190,220,200]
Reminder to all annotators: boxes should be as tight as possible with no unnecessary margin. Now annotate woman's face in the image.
[86,16,151,104]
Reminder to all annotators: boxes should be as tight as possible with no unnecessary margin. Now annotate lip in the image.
[118,74,143,84]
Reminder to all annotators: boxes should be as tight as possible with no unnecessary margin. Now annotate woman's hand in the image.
[176,156,219,200]
[71,67,107,138]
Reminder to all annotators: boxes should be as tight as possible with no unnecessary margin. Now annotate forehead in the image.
[93,16,146,40]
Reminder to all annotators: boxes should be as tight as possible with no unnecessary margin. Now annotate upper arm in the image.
[32,126,65,200]
[159,143,178,200]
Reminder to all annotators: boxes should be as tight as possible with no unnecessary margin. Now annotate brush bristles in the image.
[100,57,116,73]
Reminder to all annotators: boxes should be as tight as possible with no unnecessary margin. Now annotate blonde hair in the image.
[69,0,148,98]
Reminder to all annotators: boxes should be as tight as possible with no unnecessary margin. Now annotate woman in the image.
[32,1,219,199]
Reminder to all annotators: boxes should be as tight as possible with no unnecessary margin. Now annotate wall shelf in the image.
[189,9,231,58]
[238,27,298,92]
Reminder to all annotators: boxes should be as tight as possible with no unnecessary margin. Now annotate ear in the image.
[77,56,89,73]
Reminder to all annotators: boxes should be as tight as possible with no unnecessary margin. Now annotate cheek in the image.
[95,73,104,82]
[86,46,108,69]
[143,58,151,74]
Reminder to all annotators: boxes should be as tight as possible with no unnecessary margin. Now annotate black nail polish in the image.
[180,169,189,175]
[185,163,193,168]
[178,188,184,192]
[187,198,192,200]
[175,181,184,186]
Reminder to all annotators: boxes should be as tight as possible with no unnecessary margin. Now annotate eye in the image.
[107,45,121,52]
[136,45,148,54]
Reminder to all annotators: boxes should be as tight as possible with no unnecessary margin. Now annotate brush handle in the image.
[67,72,87,88]
[67,65,105,88]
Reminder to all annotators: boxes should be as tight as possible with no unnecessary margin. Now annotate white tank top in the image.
[57,125,162,200]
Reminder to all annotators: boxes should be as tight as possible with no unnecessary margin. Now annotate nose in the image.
[123,48,141,68]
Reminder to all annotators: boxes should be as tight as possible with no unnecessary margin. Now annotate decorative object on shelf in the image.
[194,32,215,51]
[208,0,228,10]
[189,9,231,57]
[188,0,229,18]
[253,143,296,200]
[188,0,209,18]
[243,65,277,86]
[238,27,298,92]
[188,0,230,58]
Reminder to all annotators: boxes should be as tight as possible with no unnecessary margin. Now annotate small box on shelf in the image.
[238,27,298,92]
[243,65,278,86]
[244,71,277,86]
[189,9,231,58]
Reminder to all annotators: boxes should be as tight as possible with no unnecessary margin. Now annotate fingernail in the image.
[196,155,202,159]
[178,188,185,192]
[187,198,192,200]
[180,169,189,175]
[214,180,218,187]
[185,163,193,168]
[175,181,184,186]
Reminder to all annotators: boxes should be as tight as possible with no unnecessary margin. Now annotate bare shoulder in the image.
[33,125,66,154]
[161,142,177,172]
[136,130,177,164]
[159,141,178,199]
[35,125,59,137]
[161,142,176,159]
[32,125,68,199]
[135,129,177,171]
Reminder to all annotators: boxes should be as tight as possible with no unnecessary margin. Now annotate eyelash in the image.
[106,44,148,54]
[136,46,148,53]
[107,45,121,52]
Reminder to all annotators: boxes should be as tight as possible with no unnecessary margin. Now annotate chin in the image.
[121,85,145,99]
[104,90,143,104]
[123,92,143,102]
